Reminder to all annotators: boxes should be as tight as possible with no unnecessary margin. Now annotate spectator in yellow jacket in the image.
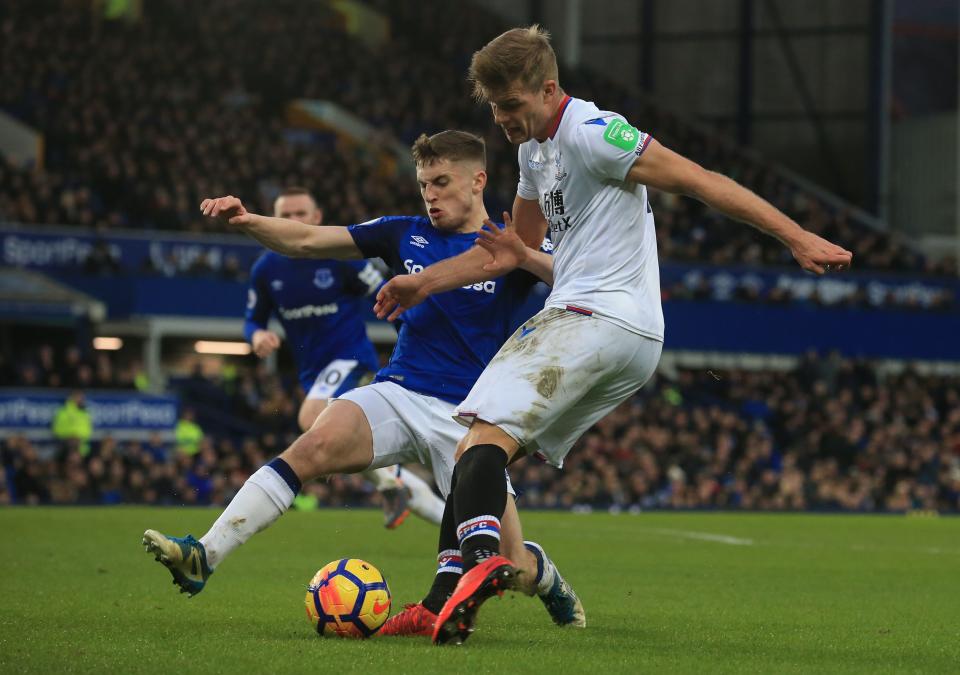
[175,408,204,456]
[52,391,93,456]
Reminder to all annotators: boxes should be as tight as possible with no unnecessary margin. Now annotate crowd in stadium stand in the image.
[0,2,957,510]
[4,342,144,391]
[3,344,958,512]
[1,0,955,277]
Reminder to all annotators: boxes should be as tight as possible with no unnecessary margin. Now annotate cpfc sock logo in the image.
[456,516,502,544]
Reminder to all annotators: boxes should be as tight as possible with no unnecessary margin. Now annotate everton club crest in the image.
[313,268,334,290]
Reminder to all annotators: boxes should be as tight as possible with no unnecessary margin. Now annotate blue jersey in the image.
[348,216,543,404]
[243,252,382,391]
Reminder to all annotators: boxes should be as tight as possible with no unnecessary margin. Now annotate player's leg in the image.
[498,494,539,596]
[500,497,586,627]
[359,464,444,528]
[298,398,407,499]
[303,366,409,525]
[358,464,409,528]
[307,362,443,527]
[428,423,523,644]
[449,421,519,569]
[380,386,492,637]
[384,488,537,637]
[431,489,585,642]
[435,309,655,643]
[380,490,459,636]
[448,307,643,572]
[142,399,373,595]
[394,466,445,525]
[446,308,575,573]
[379,381,465,614]
[296,396,328,433]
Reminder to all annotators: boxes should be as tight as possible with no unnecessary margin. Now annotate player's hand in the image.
[200,195,253,227]
[251,329,281,358]
[790,231,853,275]
[476,211,527,275]
[374,274,428,322]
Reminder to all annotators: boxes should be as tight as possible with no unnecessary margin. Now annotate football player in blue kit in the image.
[244,186,444,528]
[142,131,583,635]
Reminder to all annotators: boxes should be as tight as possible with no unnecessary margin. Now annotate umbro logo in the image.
[271,279,283,290]
[410,235,429,248]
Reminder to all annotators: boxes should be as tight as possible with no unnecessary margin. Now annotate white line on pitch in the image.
[646,528,755,546]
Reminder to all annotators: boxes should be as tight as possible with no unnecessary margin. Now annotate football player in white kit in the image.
[373,25,854,645]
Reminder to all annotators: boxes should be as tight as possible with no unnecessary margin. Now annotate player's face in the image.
[274,194,322,225]
[487,80,557,144]
[417,159,485,232]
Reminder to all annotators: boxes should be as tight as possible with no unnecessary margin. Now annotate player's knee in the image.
[455,443,509,478]
[455,434,472,459]
[456,423,517,460]
[298,399,327,432]
[288,426,337,476]
[456,424,491,459]
[296,408,312,433]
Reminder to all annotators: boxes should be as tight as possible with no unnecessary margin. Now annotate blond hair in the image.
[410,130,486,168]
[468,25,559,101]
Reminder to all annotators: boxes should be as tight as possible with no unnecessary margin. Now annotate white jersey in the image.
[517,96,664,341]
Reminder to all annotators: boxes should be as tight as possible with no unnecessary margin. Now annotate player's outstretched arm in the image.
[200,196,363,259]
[374,196,549,320]
[476,212,554,286]
[627,142,853,274]
[374,245,494,320]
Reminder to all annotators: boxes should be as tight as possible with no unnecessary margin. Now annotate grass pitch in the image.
[0,508,957,674]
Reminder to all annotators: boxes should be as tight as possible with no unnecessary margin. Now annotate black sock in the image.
[453,444,508,571]
[422,492,462,614]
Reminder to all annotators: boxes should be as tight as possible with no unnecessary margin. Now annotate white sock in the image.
[361,466,403,491]
[524,541,558,595]
[200,463,297,568]
[397,467,445,525]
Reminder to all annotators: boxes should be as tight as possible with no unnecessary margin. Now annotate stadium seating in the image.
[3,342,957,512]
[1,1,957,513]
[1,0,955,275]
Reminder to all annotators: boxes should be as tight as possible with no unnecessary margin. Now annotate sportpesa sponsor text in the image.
[404,259,496,294]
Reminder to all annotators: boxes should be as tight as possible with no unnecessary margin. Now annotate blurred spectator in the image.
[131,360,151,392]
[175,408,204,456]
[51,390,93,456]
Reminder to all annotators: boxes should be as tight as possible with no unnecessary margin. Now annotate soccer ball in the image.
[304,559,391,638]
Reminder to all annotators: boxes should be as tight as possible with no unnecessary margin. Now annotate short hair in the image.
[274,186,319,212]
[468,25,559,101]
[277,186,315,200]
[411,130,486,169]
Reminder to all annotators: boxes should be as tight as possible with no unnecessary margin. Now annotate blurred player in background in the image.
[374,25,854,645]
[244,186,443,528]
[143,131,583,635]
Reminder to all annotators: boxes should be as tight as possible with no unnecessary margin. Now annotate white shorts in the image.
[336,381,514,498]
[455,307,662,468]
[306,359,369,401]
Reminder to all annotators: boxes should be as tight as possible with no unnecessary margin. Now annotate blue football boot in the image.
[525,541,586,627]
[142,529,213,597]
